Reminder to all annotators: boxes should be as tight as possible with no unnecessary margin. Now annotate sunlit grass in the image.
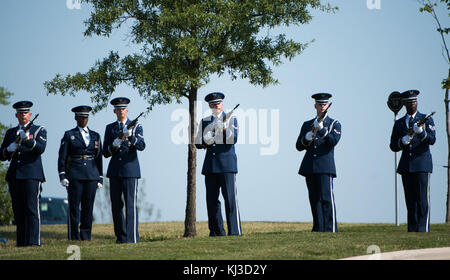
[1,222,449,260]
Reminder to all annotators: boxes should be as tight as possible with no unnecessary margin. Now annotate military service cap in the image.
[13,101,33,112]
[312,93,332,104]
[205,92,225,104]
[72,105,92,117]
[401,90,420,103]
[111,97,131,109]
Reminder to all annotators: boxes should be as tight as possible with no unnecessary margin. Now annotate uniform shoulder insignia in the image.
[330,119,340,134]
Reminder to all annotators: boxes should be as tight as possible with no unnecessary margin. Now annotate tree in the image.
[0,87,14,225]
[44,0,337,237]
[419,0,450,223]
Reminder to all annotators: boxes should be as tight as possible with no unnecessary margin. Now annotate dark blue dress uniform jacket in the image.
[102,120,145,178]
[58,127,103,182]
[296,116,341,177]
[195,113,238,175]
[389,112,436,174]
[0,125,47,182]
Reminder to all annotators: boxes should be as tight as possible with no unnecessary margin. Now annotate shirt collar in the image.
[78,126,89,133]
[212,111,224,119]
[117,119,128,126]
[406,111,417,119]
[19,122,30,129]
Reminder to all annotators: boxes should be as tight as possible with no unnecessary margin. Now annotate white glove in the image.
[313,119,323,130]
[19,129,29,140]
[112,138,122,148]
[305,131,313,141]
[203,131,215,145]
[214,119,225,132]
[61,179,69,188]
[402,135,412,145]
[7,142,18,153]
[413,123,423,134]
[123,126,132,137]
[97,182,103,189]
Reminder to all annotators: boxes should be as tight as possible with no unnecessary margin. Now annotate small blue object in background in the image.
[0,238,7,245]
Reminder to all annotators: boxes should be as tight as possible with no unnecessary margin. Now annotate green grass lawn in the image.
[0,222,449,260]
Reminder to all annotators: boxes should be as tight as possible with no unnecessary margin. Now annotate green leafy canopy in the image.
[44,0,337,112]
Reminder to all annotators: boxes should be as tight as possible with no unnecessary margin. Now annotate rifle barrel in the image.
[407,111,435,136]
[223,104,240,122]
[311,103,332,132]
[14,113,39,143]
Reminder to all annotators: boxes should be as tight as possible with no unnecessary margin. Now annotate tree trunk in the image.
[184,87,198,237]
[446,69,450,223]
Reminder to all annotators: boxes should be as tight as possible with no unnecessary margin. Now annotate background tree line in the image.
[0,87,14,225]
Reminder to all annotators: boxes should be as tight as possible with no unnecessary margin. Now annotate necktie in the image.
[119,122,124,132]
[409,115,414,129]
[81,128,90,146]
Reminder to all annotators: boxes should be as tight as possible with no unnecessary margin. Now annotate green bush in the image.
[0,183,13,226]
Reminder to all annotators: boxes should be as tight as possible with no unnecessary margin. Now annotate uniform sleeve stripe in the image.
[30,139,37,150]
[420,131,427,142]
[320,128,329,139]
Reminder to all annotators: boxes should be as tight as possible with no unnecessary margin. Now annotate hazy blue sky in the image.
[0,0,448,225]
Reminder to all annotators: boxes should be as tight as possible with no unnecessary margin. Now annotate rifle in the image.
[207,104,239,144]
[118,112,144,139]
[14,113,39,144]
[310,103,332,139]
[222,104,240,123]
[9,113,39,157]
[407,111,435,137]
[212,104,240,132]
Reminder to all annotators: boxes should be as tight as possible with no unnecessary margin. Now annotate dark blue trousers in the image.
[305,174,338,232]
[401,172,431,232]
[109,177,139,243]
[8,179,42,246]
[67,179,97,240]
[205,173,242,236]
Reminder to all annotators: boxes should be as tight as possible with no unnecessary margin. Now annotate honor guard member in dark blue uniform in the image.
[58,106,103,240]
[103,97,145,243]
[195,92,242,236]
[0,101,47,246]
[296,93,341,232]
[390,90,436,232]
